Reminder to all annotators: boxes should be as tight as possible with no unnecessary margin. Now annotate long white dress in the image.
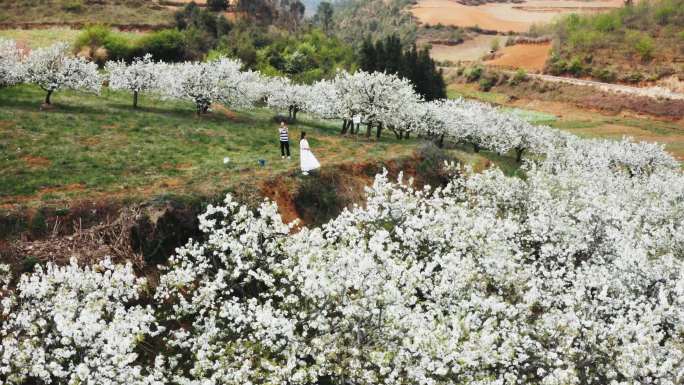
[300,138,320,173]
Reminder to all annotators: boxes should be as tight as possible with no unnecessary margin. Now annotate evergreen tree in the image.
[358,34,446,101]
[359,38,377,73]
[314,2,334,34]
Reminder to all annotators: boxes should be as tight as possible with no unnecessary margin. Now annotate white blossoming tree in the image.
[159,57,264,116]
[334,70,421,139]
[0,39,24,88]
[266,77,310,122]
[105,54,160,108]
[304,78,340,120]
[23,42,101,105]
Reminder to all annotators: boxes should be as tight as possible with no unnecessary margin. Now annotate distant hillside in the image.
[545,0,684,84]
[0,0,175,27]
[331,0,418,47]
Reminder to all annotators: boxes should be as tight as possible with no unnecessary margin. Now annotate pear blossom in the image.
[1,39,683,385]
[0,38,24,88]
[158,57,264,115]
[0,259,164,385]
[333,70,422,138]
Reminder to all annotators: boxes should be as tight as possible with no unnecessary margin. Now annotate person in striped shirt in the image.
[278,121,291,160]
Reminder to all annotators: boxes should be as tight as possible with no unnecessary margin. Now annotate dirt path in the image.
[528,73,684,101]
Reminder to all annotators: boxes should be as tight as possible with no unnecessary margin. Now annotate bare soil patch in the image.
[22,155,51,169]
[429,34,500,62]
[505,80,684,119]
[412,0,624,32]
[485,42,551,71]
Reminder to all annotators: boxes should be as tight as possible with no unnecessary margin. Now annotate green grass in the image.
[0,85,425,206]
[548,115,684,162]
[0,84,528,208]
[447,85,509,105]
[0,0,174,25]
[504,108,557,125]
[0,29,82,48]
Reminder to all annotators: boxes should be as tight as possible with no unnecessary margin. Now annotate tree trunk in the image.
[133,91,138,108]
[366,123,372,138]
[376,122,383,139]
[438,134,445,148]
[45,90,53,105]
[405,131,410,139]
[473,143,480,153]
[196,102,202,116]
[341,119,349,135]
[516,147,524,163]
[292,107,299,121]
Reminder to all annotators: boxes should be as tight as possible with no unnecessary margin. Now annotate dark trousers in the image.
[280,141,290,156]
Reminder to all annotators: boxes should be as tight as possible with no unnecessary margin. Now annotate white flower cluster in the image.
[156,57,266,114]
[0,38,25,88]
[155,159,684,384]
[266,77,311,120]
[0,259,164,385]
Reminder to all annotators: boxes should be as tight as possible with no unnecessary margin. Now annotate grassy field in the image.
[0,28,146,49]
[0,85,417,206]
[0,85,525,209]
[0,0,174,26]
[0,28,83,48]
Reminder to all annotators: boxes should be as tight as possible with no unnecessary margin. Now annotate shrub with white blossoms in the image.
[105,54,161,108]
[23,42,101,105]
[0,258,165,385]
[0,38,25,88]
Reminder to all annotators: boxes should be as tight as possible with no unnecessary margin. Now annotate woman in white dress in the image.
[299,131,320,175]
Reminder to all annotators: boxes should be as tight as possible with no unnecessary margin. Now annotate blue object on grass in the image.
[258,159,266,167]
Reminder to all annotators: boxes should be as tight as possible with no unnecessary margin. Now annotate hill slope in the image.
[545,0,684,85]
[0,0,175,27]
[332,0,418,47]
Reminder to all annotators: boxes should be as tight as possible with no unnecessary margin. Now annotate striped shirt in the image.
[279,127,289,142]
